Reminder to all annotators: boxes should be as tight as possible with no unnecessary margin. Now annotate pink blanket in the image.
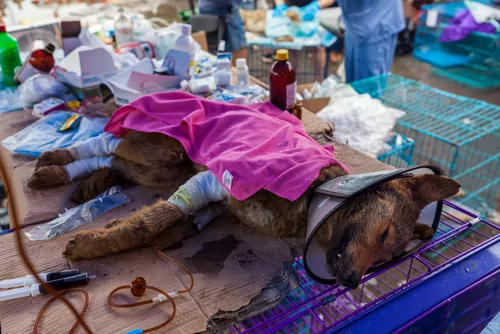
[105,91,349,201]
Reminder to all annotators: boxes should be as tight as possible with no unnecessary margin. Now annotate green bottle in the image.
[0,25,22,87]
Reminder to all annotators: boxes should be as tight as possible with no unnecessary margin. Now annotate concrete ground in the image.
[392,55,500,106]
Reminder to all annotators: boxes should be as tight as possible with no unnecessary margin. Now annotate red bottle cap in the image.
[0,26,6,33]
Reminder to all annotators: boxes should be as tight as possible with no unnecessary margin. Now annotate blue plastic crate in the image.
[350,74,500,216]
[377,134,415,168]
[413,2,500,88]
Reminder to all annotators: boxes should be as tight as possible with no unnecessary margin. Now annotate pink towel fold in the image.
[105,91,349,201]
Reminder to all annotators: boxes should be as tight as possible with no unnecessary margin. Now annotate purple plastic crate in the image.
[223,201,500,333]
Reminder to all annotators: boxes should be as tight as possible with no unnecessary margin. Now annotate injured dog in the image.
[27,94,460,289]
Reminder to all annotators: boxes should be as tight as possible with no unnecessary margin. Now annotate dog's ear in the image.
[398,174,461,208]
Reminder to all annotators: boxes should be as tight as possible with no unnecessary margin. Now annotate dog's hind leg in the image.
[70,157,194,204]
[63,201,185,261]
[114,131,186,167]
[70,168,123,204]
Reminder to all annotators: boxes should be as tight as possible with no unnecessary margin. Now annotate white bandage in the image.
[167,171,229,216]
[193,204,226,231]
[65,156,114,181]
[71,132,122,160]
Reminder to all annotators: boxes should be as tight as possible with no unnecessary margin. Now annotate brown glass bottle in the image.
[29,43,55,73]
[269,49,296,112]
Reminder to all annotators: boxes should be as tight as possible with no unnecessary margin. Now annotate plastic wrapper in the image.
[1,111,107,157]
[25,186,129,241]
[0,88,24,113]
[19,74,67,106]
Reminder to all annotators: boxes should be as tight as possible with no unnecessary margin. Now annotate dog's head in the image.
[322,174,460,289]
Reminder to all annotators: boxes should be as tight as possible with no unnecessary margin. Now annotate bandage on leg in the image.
[70,132,122,160]
[167,171,229,217]
[65,156,114,181]
[193,202,226,231]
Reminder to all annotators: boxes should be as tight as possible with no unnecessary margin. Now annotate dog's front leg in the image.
[63,200,184,261]
[35,132,121,168]
[29,156,114,189]
[63,171,229,260]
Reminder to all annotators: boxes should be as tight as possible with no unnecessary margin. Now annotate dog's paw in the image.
[413,226,435,241]
[63,230,107,261]
[104,219,125,229]
[71,182,96,205]
[28,165,69,189]
[36,149,75,169]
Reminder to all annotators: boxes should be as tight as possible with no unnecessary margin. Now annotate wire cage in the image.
[348,74,500,217]
[247,43,326,85]
[377,133,415,168]
[413,2,500,89]
[224,201,500,333]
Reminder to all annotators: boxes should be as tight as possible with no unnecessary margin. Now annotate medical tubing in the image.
[107,282,176,333]
[0,140,93,333]
[33,289,90,334]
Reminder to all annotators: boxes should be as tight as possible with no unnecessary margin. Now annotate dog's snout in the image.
[340,271,361,289]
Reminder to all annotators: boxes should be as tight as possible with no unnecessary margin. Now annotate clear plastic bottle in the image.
[0,25,22,87]
[269,49,296,112]
[114,8,134,47]
[236,58,249,86]
[174,24,197,76]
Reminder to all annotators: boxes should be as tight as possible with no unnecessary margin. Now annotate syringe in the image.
[0,273,95,302]
[0,269,81,289]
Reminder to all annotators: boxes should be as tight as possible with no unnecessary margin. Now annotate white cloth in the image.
[316,87,405,158]
[466,0,500,24]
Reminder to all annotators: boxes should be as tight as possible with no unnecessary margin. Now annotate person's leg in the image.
[343,33,355,83]
[344,33,397,83]
[226,7,249,64]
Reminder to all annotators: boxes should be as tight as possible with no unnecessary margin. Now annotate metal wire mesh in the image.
[247,44,326,85]
[377,134,415,168]
[348,74,500,216]
[413,2,500,89]
[225,201,500,333]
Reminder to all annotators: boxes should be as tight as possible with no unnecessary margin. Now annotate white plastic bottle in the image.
[114,8,134,47]
[214,58,232,88]
[174,24,197,76]
[236,58,249,86]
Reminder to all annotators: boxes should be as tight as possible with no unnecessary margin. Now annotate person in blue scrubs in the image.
[273,0,404,83]
[335,0,404,83]
[199,0,248,63]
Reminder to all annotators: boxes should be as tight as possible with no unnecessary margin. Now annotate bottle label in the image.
[286,81,297,110]
[237,73,249,86]
[15,62,42,83]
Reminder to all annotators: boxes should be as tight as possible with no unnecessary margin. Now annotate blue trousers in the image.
[344,33,398,83]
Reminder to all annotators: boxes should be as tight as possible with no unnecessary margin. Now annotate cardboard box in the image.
[192,31,209,52]
[54,46,119,100]
[297,83,330,114]
[99,58,182,106]
[60,21,82,56]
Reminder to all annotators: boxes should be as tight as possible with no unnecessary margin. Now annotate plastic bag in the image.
[18,74,67,106]
[0,88,24,113]
[316,93,406,158]
[25,186,129,241]
[2,111,107,157]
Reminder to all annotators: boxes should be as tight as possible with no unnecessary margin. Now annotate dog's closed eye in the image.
[380,227,389,243]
